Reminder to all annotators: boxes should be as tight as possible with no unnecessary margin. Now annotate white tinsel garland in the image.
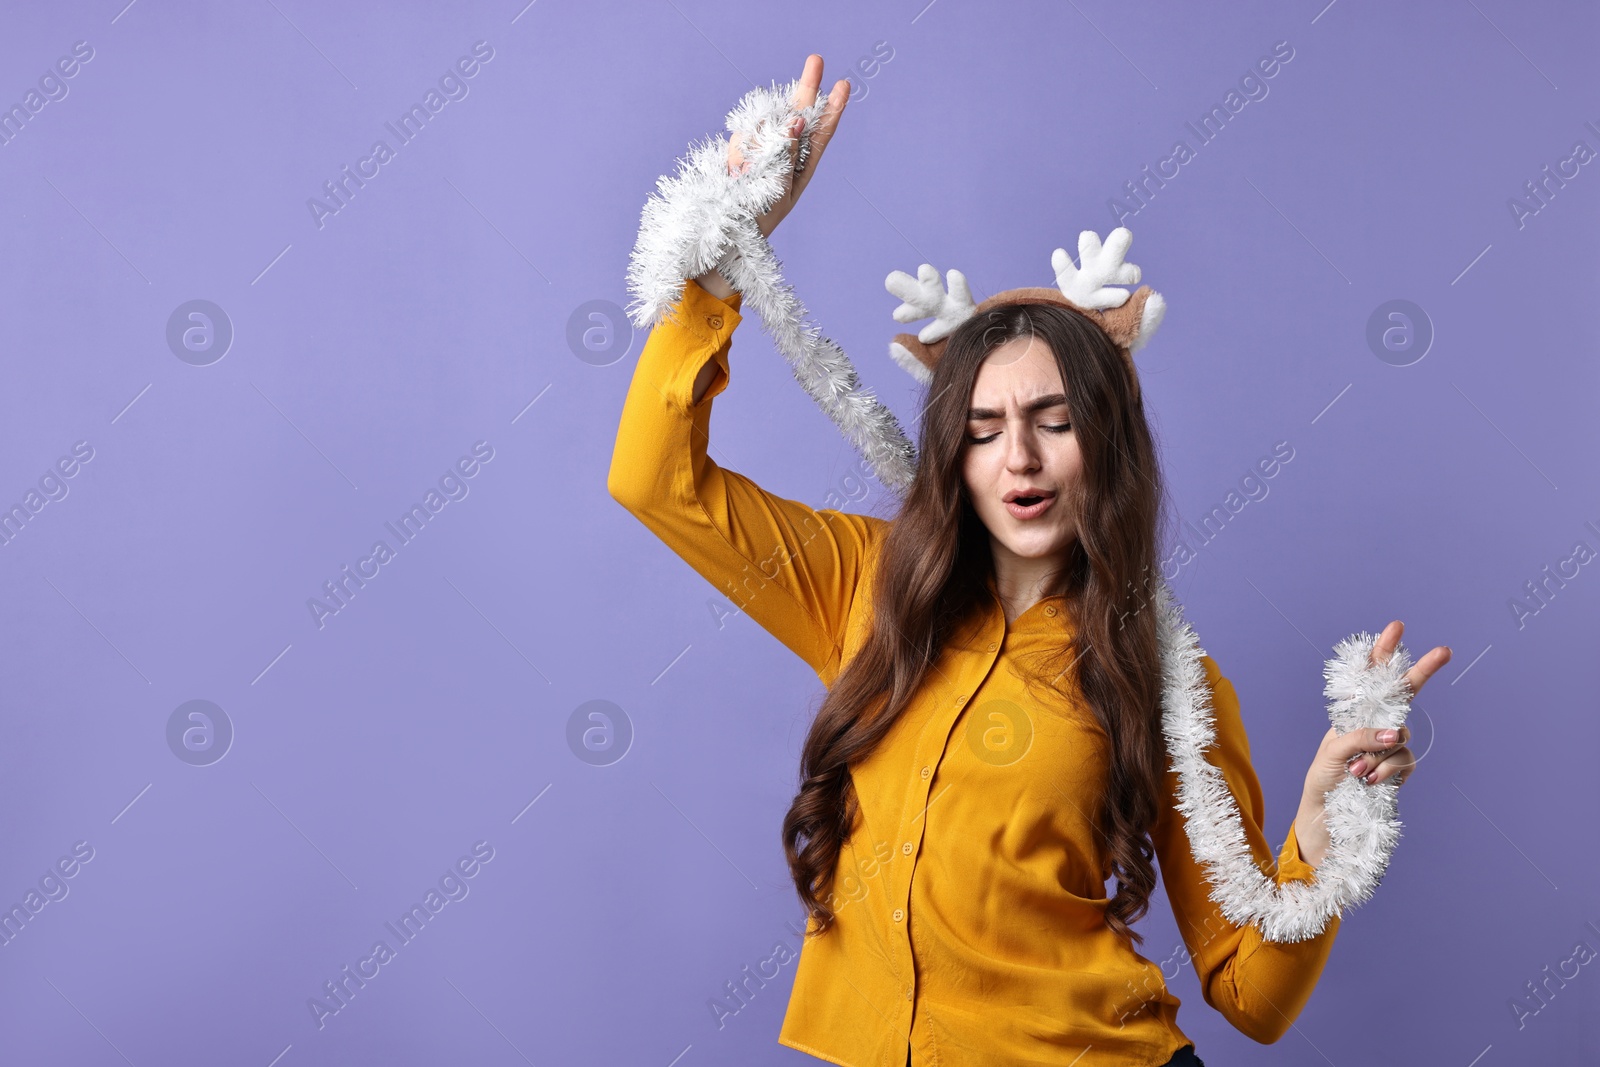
[1155,581,1412,943]
[625,79,917,492]
[625,81,1413,943]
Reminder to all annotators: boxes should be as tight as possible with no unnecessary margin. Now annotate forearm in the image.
[1292,793,1330,869]
[609,280,739,511]
[692,266,736,301]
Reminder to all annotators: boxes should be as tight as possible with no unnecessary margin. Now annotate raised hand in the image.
[726,54,850,239]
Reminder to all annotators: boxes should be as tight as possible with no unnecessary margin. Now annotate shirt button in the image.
[1044,605,1058,617]
[901,841,913,855]
[920,766,930,779]
[986,642,997,652]
[905,987,913,1000]
[707,315,723,329]
[892,908,904,922]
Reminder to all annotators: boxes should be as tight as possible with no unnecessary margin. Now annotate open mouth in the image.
[1003,491,1056,519]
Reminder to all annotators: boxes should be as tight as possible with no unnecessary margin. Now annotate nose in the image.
[1004,422,1041,473]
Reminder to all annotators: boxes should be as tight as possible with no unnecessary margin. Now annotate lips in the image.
[1003,489,1056,520]
[1003,488,1055,505]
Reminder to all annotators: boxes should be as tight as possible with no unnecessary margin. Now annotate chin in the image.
[998,531,1072,557]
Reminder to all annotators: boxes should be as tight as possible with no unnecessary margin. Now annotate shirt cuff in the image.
[1277,819,1318,884]
[664,279,743,408]
[666,277,743,341]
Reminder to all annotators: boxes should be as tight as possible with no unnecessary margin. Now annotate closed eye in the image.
[966,423,1072,445]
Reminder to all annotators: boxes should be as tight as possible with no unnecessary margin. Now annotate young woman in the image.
[609,55,1449,1067]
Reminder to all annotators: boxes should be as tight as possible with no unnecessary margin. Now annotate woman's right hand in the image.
[733,53,850,238]
[694,55,849,298]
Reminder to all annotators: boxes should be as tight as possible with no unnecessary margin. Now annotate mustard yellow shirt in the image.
[608,279,1341,1067]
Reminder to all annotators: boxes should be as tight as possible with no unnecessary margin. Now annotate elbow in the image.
[1232,1013,1293,1046]
[606,423,645,511]
[606,456,645,516]
[1208,975,1302,1045]
[607,445,671,528]
[605,456,629,507]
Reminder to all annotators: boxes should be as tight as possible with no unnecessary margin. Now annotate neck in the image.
[988,542,1070,624]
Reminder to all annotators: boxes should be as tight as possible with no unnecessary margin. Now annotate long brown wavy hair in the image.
[781,300,1174,947]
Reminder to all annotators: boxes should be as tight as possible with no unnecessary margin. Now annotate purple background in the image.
[1,1,1596,1064]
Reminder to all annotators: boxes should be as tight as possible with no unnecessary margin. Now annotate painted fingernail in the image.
[1350,759,1368,776]
[1365,773,1377,784]
[1377,729,1398,744]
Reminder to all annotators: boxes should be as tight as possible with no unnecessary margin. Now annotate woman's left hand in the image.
[1292,620,1451,868]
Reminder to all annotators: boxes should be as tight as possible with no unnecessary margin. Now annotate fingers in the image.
[792,78,849,200]
[1367,620,1403,668]
[1333,724,1409,763]
[1338,724,1411,787]
[812,78,850,146]
[794,53,823,109]
[1404,643,1453,697]
[731,51,826,178]
[1349,745,1415,786]
[1365,724,1409,751]
[727,112,805,180]
[728,60,847,209]
[1364,619,1452,700]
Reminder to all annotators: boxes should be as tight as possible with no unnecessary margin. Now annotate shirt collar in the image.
[981,570,1069,635]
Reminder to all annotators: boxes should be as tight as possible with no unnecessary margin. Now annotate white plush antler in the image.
[884,263,977,344]
[1052,227,1143,310]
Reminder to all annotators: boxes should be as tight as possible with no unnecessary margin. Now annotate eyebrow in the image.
[967,393,1071,421]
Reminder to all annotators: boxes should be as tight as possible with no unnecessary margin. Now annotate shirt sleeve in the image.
[606,278,881,685]
[1151,653,1340,1045]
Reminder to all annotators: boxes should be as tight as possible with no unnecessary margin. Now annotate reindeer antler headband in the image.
[883,229,1168,403]
[626,79,1412,943]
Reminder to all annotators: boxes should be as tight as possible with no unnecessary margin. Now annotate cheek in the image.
[1052,438,1083,478]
